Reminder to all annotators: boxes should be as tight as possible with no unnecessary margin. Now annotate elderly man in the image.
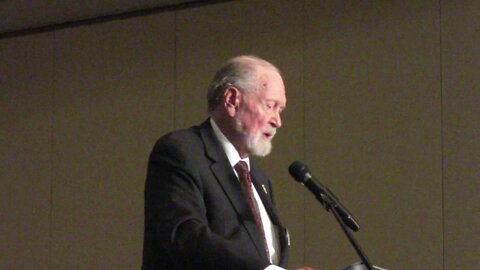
[142,55,315,270]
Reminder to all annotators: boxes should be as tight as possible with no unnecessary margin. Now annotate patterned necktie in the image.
[234,161,270,260]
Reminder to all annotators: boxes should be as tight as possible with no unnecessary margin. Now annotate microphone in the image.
[288,161,360,232]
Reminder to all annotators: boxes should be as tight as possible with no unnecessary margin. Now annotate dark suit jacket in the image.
[142,119,289,270]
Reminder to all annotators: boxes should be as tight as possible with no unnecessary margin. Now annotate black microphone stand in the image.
[317,193,377,270]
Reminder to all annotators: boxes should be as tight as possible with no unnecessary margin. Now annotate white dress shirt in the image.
[210,118,285,270]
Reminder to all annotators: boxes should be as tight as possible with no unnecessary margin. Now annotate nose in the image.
[270,109,282,128]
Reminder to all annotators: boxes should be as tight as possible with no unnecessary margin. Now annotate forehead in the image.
[256,68,286,104]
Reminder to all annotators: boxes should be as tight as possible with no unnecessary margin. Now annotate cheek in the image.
[252,114,270,131]
[239,104,269,133]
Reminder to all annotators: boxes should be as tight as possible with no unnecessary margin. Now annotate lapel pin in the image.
[262,184,268,194]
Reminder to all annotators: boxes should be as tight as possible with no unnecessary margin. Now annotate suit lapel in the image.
[249,160,281,226]
[250,159,289,266]
[199,120,268,260]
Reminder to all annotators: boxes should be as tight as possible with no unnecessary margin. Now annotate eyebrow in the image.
[264,99,286,110]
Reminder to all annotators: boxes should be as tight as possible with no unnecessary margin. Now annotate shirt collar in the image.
[210,117,250,171]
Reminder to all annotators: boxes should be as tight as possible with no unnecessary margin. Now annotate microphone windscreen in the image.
[288,161,309,183]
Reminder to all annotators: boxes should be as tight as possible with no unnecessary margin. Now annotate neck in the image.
[211,114,249,158]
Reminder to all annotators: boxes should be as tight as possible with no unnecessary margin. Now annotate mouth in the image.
[262,129,276,140]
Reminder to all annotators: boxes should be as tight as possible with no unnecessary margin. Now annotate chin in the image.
[249,141,273,157]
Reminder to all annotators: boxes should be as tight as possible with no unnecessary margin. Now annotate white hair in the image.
[206,55,281,112]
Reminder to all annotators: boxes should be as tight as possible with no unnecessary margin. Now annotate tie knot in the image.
[234,160,249,174]
[234,161,251,184]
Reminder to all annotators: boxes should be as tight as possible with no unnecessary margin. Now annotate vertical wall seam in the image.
[49,30,56,270]
[301,0,307,265]
[173,12,178,130]
[438,0,445,269]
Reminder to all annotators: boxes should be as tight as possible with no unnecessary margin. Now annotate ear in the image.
[223,86,241,117]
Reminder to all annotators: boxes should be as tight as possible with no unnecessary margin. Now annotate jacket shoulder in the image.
[151,125,204,164]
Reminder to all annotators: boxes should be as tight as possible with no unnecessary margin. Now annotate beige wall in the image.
[1,1,478,269]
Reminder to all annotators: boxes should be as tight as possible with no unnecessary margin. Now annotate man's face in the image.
[234,69,286,157]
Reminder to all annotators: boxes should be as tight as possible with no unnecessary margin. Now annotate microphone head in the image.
[288,161,310,183]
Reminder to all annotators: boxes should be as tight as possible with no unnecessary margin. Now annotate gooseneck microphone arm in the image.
[288,161,375,270]
[288,161,360,231]
[330,200,374,270]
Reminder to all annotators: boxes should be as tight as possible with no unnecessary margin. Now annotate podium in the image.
[341,262,388,270]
